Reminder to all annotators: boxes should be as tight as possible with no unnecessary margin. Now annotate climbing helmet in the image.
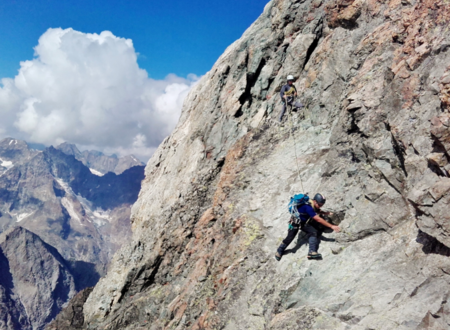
[313,193,326,206]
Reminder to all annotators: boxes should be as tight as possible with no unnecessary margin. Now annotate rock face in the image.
[0,139,144,265]
[0,227,77,330]
[56,142,144,175]
[46,288,94,330]
[0,138,38,176]
[58,0,450,329]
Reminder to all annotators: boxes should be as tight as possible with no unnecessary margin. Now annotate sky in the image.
[0,0,268,161]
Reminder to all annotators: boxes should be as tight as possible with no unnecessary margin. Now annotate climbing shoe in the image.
[307,252,322,260]
[275,252,282,261]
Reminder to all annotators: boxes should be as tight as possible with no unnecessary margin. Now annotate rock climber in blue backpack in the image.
[275,193,340,261]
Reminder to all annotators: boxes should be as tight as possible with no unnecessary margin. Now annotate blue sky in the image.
[0,0,268,80]
[0,0,269,160]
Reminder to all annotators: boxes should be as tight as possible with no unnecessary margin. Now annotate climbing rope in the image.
[285,100,305,192]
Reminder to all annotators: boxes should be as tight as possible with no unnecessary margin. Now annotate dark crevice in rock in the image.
[185,231,193,240]
[216,156,226,169]
[433,43,450,55]
[379,170,402,195]
[234,108,244,118]
[409,200,426,217]
[266,77,275,93]
[431,134,450,162]
[385,122,408,177]
[302,31,321,71]
[238,58,267,108]
[338,228,387,243]
[441,100,447,112]
[416,230,450,256]
[116,256,163,305]
[140,256,163,293]
[350,151,361,163]
[427,160,448,177]
[347,113,368,138]
[339,18,360,30]
[219,66,230,88]
[429,135,450,177]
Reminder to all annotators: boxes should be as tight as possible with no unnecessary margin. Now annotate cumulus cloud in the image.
[0,28,199,161]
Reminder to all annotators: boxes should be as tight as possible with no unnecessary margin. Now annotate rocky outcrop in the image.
[55,0,450,329]
[57,142,144,175]
[0,227,77,330]
[0,138,37,176]
[46,288,93,330]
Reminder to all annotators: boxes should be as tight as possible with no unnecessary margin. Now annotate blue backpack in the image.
[288,193,309,222]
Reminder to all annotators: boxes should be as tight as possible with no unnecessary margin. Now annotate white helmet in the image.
[287,75,294,81]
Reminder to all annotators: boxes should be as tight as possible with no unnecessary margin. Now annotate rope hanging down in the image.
[286,102,305,192]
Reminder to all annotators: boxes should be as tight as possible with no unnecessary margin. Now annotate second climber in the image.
[279,75,297,122]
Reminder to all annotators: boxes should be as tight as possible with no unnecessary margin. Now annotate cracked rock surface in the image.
[53,0,450,329]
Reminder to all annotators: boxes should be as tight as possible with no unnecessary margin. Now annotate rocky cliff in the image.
[0,227,77,330]
[58,0,450,329]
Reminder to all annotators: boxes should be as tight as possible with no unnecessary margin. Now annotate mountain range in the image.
[0,137,145,329]
[56,142,143,175]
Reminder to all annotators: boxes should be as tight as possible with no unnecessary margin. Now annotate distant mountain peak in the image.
[0,226,77,330]
[56,142,82,156]
[55,142,144,175]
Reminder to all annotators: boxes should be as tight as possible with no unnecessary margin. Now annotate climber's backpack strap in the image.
[288,193,309,224]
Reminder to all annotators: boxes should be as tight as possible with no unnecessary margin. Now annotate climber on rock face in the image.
[278,75,298,122]
[275,193,341,261]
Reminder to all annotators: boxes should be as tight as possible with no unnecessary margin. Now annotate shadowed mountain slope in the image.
[0,227,76,330]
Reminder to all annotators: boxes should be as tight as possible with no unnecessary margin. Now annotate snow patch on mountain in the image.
[93,210,111,221]
[56,178,74,195]
[56,177,110,227]
[89,168,105,176]
[15,211,35,223]
[61,197,82,224]
[0,158,14,169]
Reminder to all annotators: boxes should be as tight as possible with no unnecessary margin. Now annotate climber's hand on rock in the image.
[331,225,341,233]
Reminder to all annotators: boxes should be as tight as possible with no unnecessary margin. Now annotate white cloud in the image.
[0,28,199,161]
